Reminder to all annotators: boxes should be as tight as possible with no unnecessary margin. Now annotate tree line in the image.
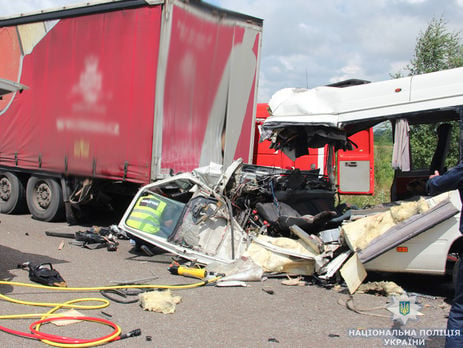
[393,16,463,170]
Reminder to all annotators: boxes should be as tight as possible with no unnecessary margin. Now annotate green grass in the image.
[340,138,394,209]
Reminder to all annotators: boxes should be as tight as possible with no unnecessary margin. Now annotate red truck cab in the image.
[253,103,374,195]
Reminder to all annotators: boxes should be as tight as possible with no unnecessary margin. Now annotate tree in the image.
[399,17,463,169]
[407,17,463,75]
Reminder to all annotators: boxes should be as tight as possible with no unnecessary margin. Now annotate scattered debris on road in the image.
[115,159,456,294]
[356,281,405,297]
[139,290,182,314]
[45,225,124,251]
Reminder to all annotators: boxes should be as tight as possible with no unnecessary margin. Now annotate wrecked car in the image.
[119,67,463,293]
[118,159,341,271]
[260,67,463,285]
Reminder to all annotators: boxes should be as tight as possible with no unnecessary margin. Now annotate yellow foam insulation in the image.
[342,197,430,251]
[357,281,405,297]
[244,235,315,275]
[390,199,429,223]
[51,309,84,326]
[139,290,182,314]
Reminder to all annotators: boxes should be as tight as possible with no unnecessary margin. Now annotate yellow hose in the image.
[0,277,220,347]
[37,298,122,348]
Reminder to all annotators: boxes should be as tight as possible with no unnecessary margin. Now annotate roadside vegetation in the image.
[394,16,463,169]
[340,126,393,208]
[340,16,463,209]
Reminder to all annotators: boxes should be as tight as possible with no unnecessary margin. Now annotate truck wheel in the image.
[26,176,64,222]
[0,171,27,214]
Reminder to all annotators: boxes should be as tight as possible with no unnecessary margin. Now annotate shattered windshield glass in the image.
[125,192,185,239]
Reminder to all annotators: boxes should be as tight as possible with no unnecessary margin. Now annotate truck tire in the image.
[0,171,27,214]
[26,176,64,222]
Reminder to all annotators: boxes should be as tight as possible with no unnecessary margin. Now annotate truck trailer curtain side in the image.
[0,0,263,221]
[0,0,262,182]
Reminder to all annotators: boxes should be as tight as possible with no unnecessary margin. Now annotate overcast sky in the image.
[1,0,463,102]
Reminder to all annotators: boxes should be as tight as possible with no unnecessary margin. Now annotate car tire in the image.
[26,176,64,222]
[0,171,27,214]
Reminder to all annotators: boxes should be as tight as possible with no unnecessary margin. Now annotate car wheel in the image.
[26,176,64,222]
[0,171,27,214]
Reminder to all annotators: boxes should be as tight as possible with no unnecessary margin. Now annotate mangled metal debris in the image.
[118,165,249,265]
[206,257,263,283]
[118,160,339,278]
[118,160,460,291]
[339,253,367,294]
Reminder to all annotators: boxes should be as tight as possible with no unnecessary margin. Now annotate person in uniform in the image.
[427,164,463,347]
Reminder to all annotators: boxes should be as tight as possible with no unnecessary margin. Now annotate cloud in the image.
[329,55,365,83]
[389,60,410,77]
[278,57,295,71]
[400,0,427,3]
[359,15,422,57]
[2,0,463,103]
[211,0,463,101]
[0,0,84,17]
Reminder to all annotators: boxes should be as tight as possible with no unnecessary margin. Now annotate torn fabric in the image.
[391,119,410,172]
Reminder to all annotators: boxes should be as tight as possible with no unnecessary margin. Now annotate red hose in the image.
[0,316,120,345]
[31,316,120,344]
[0,324,37,340]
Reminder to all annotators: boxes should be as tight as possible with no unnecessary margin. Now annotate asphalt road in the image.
[0,212,454,347]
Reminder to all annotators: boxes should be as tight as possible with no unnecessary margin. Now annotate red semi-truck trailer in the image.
[0,0,263,222]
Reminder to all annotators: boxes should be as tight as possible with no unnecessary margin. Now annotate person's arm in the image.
[427,162,463,195]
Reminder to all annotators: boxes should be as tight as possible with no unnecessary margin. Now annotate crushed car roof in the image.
[264,67,463,134]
